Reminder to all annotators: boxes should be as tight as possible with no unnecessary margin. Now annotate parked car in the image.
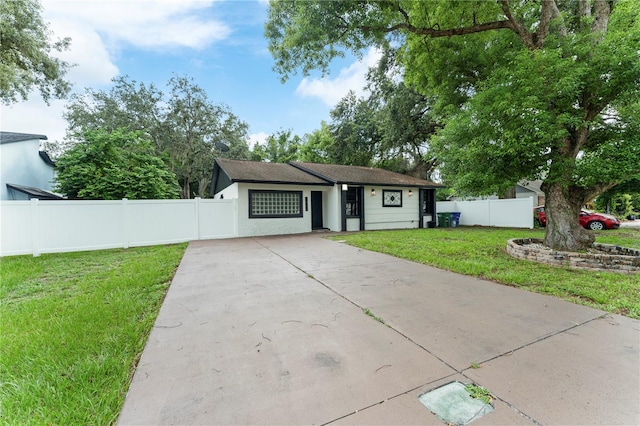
[534,206,620,230]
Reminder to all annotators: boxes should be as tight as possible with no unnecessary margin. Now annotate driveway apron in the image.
[117,233,640,425]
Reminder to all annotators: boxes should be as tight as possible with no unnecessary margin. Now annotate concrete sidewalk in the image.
[118,233,640,425]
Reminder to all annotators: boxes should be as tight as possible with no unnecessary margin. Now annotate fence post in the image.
[30,198,41,257]
[233,199,239,237]
[194,197,201,240]
[122,198,129,249]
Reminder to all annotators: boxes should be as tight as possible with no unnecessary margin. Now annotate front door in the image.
[311,191,323,229]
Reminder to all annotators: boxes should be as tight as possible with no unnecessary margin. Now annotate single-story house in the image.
[210,158,442,237]
[0,131,63,200]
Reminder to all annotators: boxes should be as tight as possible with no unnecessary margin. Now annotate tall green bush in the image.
[55,129,180,199]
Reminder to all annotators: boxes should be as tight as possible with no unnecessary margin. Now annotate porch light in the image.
[408,190,413,197]
[371,189,376,196]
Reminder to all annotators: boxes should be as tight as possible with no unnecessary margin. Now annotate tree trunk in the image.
[197,179,209,198]
[181,176,191,199]
[543,182,594,251]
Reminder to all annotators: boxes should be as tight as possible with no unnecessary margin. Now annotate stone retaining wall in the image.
[506,238,640,273]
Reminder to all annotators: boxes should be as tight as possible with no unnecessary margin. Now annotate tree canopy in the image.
[63,75,251,198]
[251,129,301,163]
[329,49,439,178]
[0,0,71,104]
[54,129,180,200]
[266,0,640,250]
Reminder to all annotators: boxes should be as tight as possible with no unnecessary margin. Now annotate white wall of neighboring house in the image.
[0,137,55,200]
[214,183,239,200]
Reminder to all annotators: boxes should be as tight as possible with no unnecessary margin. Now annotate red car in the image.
[534,206,620,230]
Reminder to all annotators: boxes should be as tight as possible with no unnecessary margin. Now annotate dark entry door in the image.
[311,191,323,229]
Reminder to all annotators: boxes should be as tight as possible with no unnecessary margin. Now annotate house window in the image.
[249,190,303,218]
[383,189,402,207]
[346,187,361,217]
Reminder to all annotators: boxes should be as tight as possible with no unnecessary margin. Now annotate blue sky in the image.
[2,0,381,147]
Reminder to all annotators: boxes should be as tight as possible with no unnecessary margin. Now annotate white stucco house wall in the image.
[0,132,62,200]
[210,159,442,237]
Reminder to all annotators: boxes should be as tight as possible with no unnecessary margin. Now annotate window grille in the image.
[249,190,303,218]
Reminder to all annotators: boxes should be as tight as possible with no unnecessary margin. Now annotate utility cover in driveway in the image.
[418,381,494,425]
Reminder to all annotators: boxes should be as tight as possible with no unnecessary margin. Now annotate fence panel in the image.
[38,200,125,254]
[0,198,239,257]
[127,200,198,247]
[198,199,237,239]
[0,201,33,256]
[436,198,534,228]
[487,198,534,228]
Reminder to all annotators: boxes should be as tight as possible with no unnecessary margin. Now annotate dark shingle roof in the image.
[0,131,48,144]
[5,183,64,200]
[216,158,330,185]
[211,159,442,196]
[291,162,442,188]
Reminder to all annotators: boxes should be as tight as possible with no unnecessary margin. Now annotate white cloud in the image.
[248,132,268,149]
[43,0,230,50]
[1,98,68,145]
[49,19,119,87]
[295,47,383,106]
[39,0,232,88]
[1,1,233,147]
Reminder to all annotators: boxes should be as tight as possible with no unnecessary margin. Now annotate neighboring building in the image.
[0,132,62,200]
[516,180,545,206]
[210,158,442,237]
[451,180,545,206]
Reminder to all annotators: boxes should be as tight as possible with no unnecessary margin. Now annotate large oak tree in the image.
[266,0,640,251]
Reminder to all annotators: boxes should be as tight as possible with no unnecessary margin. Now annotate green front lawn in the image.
[332,227,640,318]
[1,227,638,424]
[0,244,187,425]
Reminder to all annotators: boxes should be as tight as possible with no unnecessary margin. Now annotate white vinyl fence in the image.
[437,197,535,229]
[1,196,534,257]
[0,198,237,257]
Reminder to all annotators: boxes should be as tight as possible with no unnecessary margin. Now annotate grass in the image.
[0,243,187,425]
[465,384,494,405]
[363,307,386,324]
[331,227,640,319]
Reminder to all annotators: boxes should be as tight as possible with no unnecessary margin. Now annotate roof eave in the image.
[232,179,332,186]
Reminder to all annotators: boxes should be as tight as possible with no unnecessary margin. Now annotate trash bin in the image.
[450,212,461,227]
[437,212,451,228]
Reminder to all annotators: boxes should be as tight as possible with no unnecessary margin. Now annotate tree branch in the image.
[500,0,535,49]
[358,20,512,39]
[549,0,568,37]
[534,0,555,46]
[582,182,619,203]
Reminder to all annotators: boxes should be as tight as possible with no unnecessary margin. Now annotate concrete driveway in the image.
[118,233,639,425]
